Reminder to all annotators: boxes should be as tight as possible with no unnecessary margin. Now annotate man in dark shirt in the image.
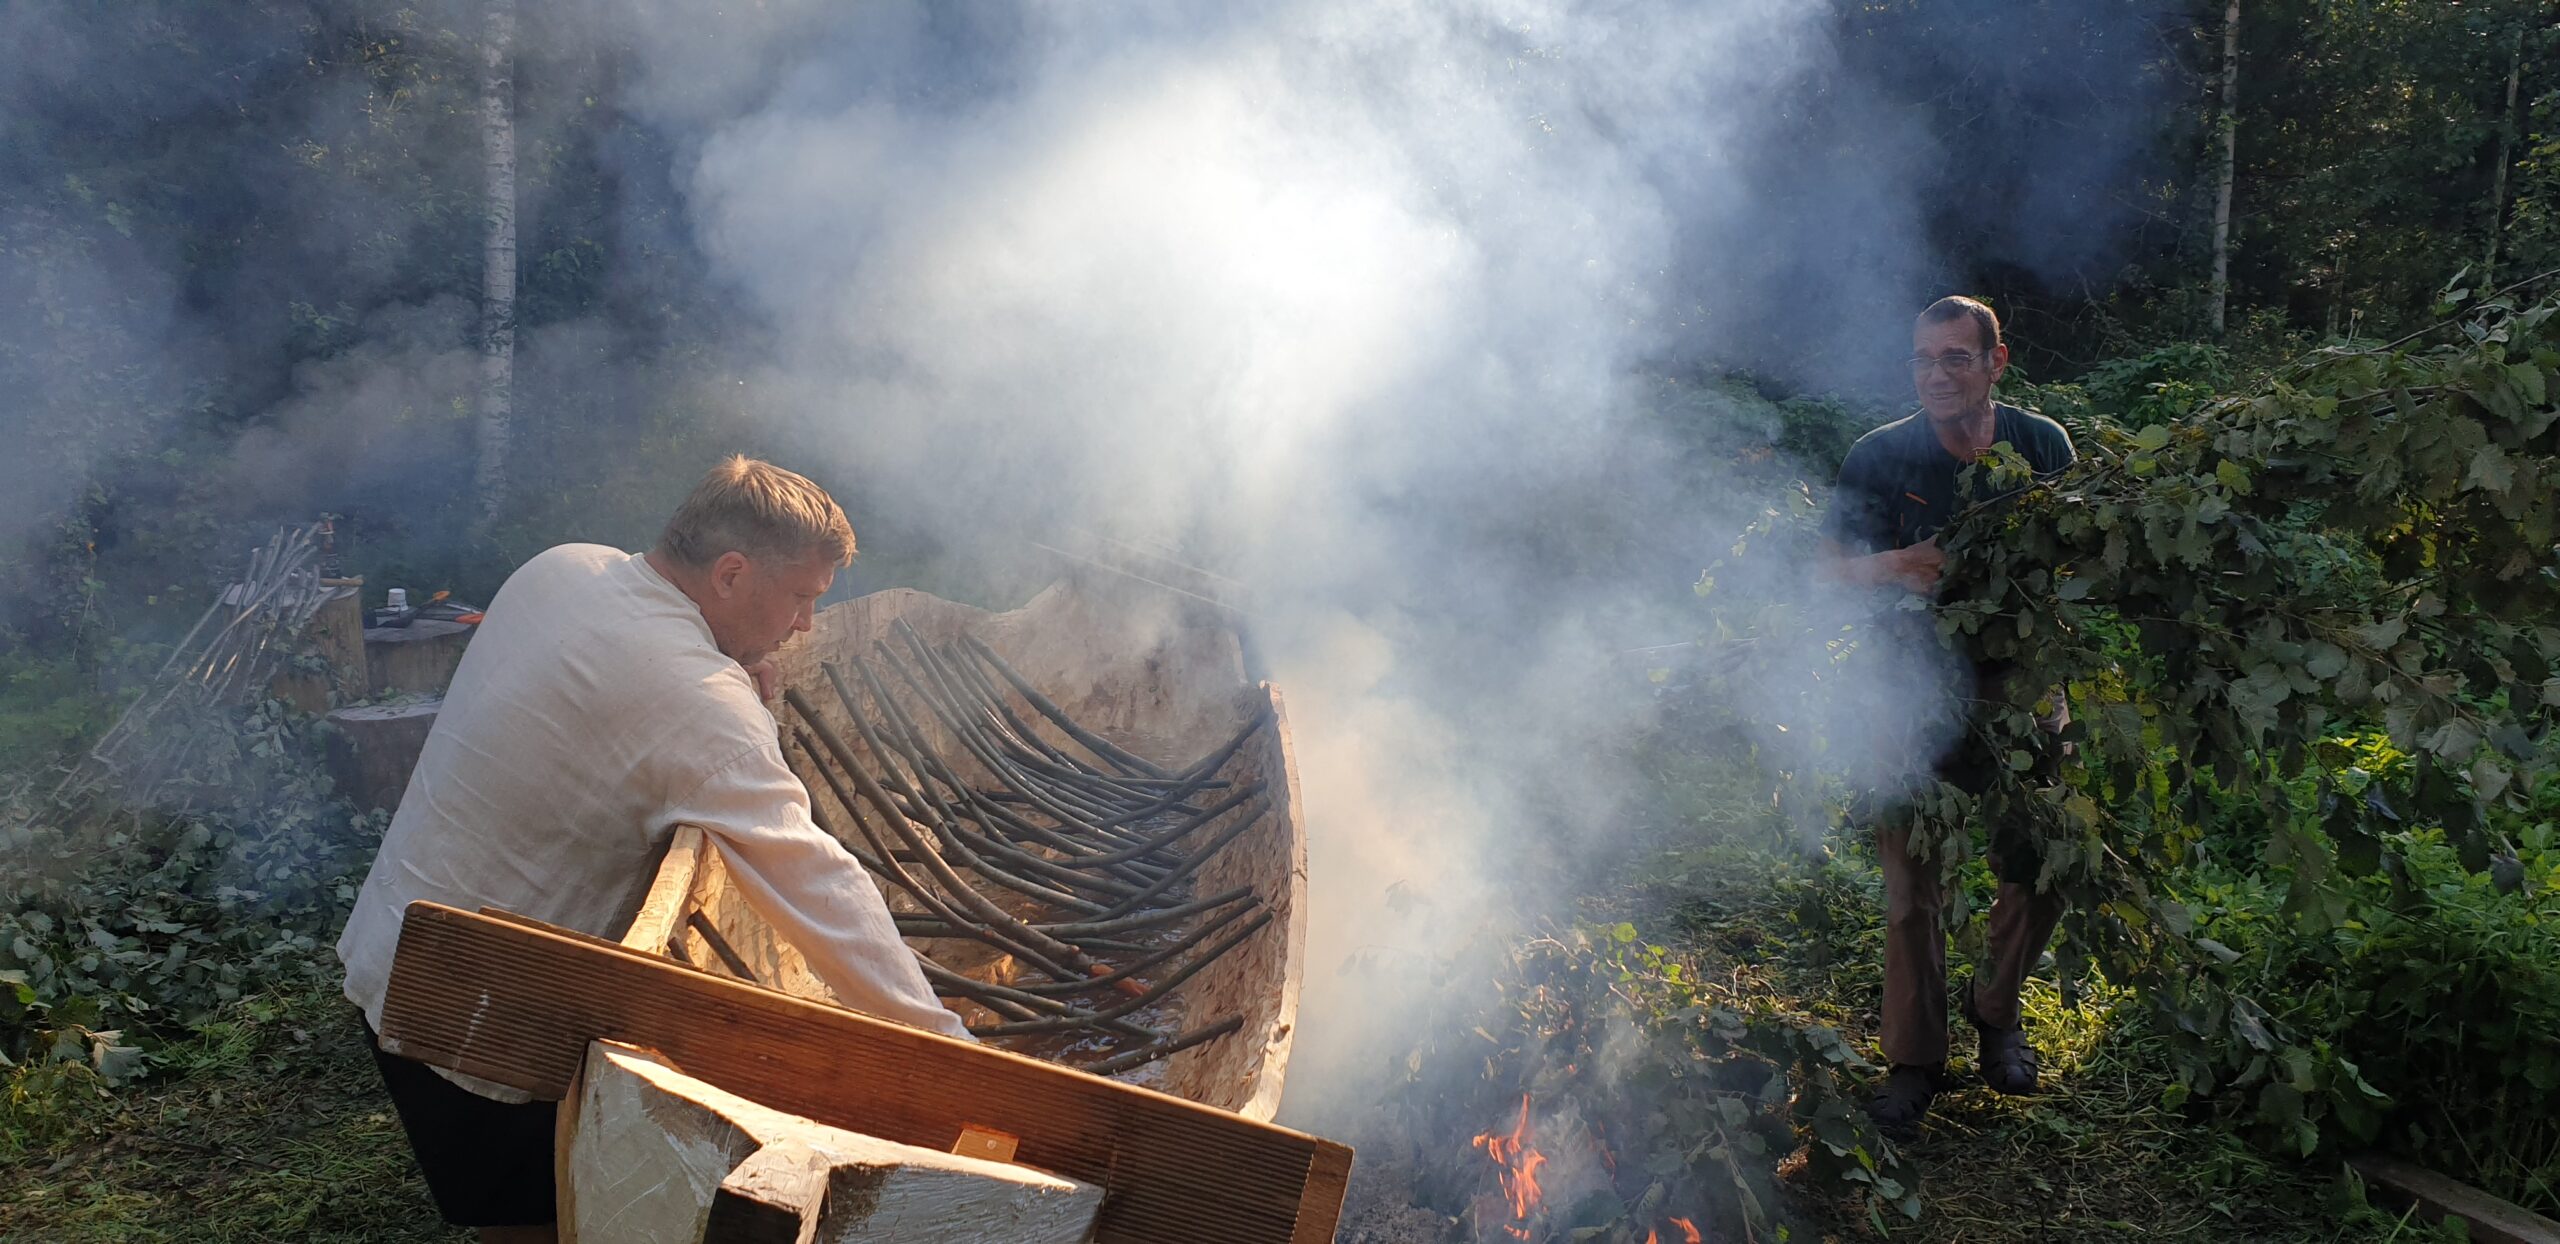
[1822,295,2073,1133]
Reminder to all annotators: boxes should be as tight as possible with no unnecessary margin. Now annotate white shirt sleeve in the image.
[669,742,974,1042]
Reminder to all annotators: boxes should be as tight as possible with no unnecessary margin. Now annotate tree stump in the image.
[364,620,474,695]
[274,582,368,713]
[559,1040,1102,1244]
[326,698,441,812]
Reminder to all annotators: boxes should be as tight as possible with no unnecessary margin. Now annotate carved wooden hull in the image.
[623,575,1308,1121]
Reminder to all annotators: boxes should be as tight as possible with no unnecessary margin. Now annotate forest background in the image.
[2,1,2557,1241]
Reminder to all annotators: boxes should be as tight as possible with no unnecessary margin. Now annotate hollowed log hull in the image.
[622,576,1308,1121]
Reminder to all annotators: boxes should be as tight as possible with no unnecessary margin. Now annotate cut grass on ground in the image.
[1,985,457,1244]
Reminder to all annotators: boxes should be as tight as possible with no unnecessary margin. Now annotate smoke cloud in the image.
[600,0,2085,1122]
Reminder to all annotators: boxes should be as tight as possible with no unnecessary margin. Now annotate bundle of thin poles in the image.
[53,524,332,808]
[782,619,1273,1077]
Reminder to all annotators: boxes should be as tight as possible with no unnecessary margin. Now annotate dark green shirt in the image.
[1822,402,2075,553]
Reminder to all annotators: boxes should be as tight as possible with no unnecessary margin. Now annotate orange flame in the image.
[1671,1217,1703,1243]
[1471,1094,1547,1238]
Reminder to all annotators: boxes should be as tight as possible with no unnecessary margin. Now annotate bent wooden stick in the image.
[376,900,1351,1244]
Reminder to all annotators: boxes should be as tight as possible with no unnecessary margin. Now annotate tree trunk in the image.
[2482,19,2527,286]
[472,0,518,534]
[2209,0,2242,337]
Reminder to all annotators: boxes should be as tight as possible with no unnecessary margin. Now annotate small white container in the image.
[387,588,409,610]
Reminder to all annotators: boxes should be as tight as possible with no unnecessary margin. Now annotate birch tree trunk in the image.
[2481,20,2527,286]
[472,0,519,534]
[2208,0,2242,337]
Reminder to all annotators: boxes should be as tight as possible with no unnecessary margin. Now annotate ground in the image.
[0,987,458,1244]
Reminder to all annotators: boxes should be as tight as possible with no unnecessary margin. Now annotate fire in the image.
[1471,1094,1547,1239]
[1671,1218,1703,1243]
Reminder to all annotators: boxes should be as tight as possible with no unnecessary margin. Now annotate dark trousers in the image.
[360,1013,559,1227]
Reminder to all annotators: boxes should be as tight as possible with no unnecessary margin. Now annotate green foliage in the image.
[2023,341,2237,430]
[0,699,374,1156]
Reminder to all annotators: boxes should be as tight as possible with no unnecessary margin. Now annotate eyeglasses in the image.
[1908,351,1987,376]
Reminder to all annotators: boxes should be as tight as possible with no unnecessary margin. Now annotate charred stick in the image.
[941,654,1266,834]
[932,649,1171,807]
[818,666,1138,910]
[935,639,1101,776]
[790,730,949,904]
[893,918,1156,955]
[849,655,1171,884]
[1010,900,1270,997]
[890,888,1260,951]
[1076,707,1266,830]
[685,912,761,985]
[968,908,1273,1037]
[956,630,1171,778]
[1042,885,1260,938]
[869,651,1177,875]
[783,688,1089,985]
[796,734,1088,985]
[1078,1016,1247,1076]
[975,779,1267,871]
[916,958,1157,1039]
[881,641,1141,824]
[951,785,1173,880]
[786,686,1146,999]
[1073,796,1268,922]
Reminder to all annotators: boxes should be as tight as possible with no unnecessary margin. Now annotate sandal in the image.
[1965,995,2041,1096]
[1863,1063,1945,1136]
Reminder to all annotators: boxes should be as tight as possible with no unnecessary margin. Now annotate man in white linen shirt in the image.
[335,456,969,1244]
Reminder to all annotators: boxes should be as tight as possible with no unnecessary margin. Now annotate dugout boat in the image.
[615,573,1309,1121]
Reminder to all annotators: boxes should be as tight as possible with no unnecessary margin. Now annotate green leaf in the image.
[2466,444,2517,493]
[2510,361,2548,405]
[2215,459,2252,493]
[2134,424,2172,451]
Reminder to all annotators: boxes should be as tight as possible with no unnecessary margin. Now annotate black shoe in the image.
[1863,1063,1946,1137]
[1965,996,2041,1096]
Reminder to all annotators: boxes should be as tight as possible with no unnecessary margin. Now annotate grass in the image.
[1610,747,2458,1243]
[0,983,458,1243]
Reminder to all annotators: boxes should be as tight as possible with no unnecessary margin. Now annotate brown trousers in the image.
[1875,826,2067,1067]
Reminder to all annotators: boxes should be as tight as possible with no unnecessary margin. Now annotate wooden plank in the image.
[377,901,1352,1244]
[2350,1155,2560,1244]
[619,825,707,953]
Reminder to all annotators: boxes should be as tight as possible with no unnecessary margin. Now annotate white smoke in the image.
[613,0,1895,1122]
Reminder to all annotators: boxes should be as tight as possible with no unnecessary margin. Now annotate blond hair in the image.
[657,456,856,568]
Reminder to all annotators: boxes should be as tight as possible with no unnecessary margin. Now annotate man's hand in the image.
[1887,538,1945,595]
[744,658,782,702]
[1820,536,1946,595]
